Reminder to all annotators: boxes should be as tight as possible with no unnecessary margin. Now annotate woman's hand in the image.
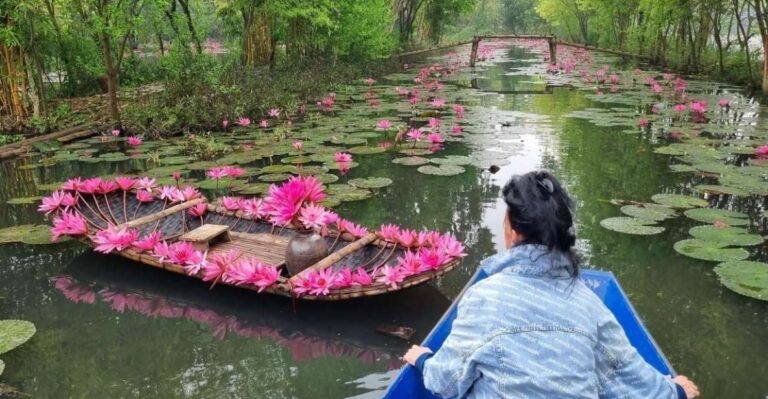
[402,345,432,366]
[673,375,700,398]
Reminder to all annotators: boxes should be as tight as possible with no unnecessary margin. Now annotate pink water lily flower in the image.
[406,129,423,142]
[427,117,441,129]
[364,77,376,85]
[240,198,266,219]
[203,249,241,282]
[133,231,161,252]
[38,191,75,214]
[206,167,226,180]
[408,96,420,106]
[158,186,184,203]
[431,98,445,108]
[292,141,303,152]
[181,186,201,201]
[376,265,406,289]
[396,229,418,248]
[50,211,88,241]
[299,203,331,230]
[162,241,206,267]
[264,176,326,226]
[222,119,229,129]
[352,268,374,286]
[115,177,136,191]
[755,146,768,157]
[136,190,154,203]
[127,136,143,146]
[452,104,465,114]
[673,104,687,113]
[61,177,84,191]
[334,152,352,163]
[219,196,242,212]
[306,268,337,296]
[376,119,391,129]
[439,234,467,258]
[419,247,448,270]
[334,267,355,289]
[268,108,280,118]
[238,117,251,127]
[397,250,425,276]
[97,180,119,194]
[224,257,278,291]
[718,99,730,108]
[378,224,401,242]
[259,119,269,128]
[638,118,649,128]
[451,125,463,135]
[427,132,445,144]
[93,225,139,254]
[111,129,120,137]
[188,203,207,217]
[690,101,707,114]
[223,166,245,178]
[292,275,314,296]
[609,74,620,84]
[134,177,155,191]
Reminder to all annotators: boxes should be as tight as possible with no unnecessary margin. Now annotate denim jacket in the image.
[420,244,680,399]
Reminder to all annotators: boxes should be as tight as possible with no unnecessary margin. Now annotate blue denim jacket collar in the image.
[480,243,573,278]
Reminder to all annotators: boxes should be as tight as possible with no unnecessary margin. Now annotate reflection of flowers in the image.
[51,275,400,368]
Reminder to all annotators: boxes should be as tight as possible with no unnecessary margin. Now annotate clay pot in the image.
[285,229,329,276]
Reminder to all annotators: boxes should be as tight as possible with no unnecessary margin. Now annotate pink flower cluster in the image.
[207,166,245,180]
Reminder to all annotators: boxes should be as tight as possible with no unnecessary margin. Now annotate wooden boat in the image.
[50,180,462,301]
[384,268,674,398]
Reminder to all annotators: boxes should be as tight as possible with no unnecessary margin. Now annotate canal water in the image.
[0,43,766,398]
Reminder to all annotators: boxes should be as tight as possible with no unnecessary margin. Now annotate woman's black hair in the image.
[502,170,579,277]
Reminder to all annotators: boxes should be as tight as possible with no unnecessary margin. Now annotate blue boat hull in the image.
[384,268,673,398]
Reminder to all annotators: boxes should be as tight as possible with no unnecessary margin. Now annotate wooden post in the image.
[548,36,557,64]
[469,36,481,67]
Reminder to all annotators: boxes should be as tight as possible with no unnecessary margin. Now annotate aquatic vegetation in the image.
[714,261,768,301]
[673,239,750,262]
[599,217,665,235]
[0,319,36,376]
[348,177,393,189]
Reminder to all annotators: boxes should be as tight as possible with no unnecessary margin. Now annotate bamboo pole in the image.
[121,198,205,229]
[288,232,378,283]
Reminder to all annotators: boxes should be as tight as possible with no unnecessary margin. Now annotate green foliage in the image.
[179,133,232,160]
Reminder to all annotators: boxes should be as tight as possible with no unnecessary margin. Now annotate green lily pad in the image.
[673,239,750,262]
[261,165,298,174]
[335,188,372,202]
[714,260,768,301]
[195,178,245,190]
[620,204,676,221]
[233,183,270,195]
[430,155,473,166]
[693,185,749,197]
[417,164,466,176]
[348,177,393,189]
[313,174,340,184]
[258,173,293,182]
[400,149,434,156]
[392,156,430,166]
[295,165,330,176]
[281,155,314,164]
[599,217,665,235]
[348,146,387,155]
[5,196,42,205]
[651,194,708,209]
[0,320,36,354]
[160,156,193,165]
[0,225,65,245]
[324,161,359,170]
[683,208,749,226]
[689,225,763,246]
[654,145,687,155]
[321,196,342,208]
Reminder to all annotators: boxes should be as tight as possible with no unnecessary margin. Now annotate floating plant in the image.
[714,260,768,301]
[348,177,393,189]
[0,225,64,245]
[619,204,676,222]
[673,239,750,262]
[688,225,763,247]
[683,208,749,226]
[599,217,665,235]
[651,194,708,209]
[392,156,430,166]
[417,164,466,176]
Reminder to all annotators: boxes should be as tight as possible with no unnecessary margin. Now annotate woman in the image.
[403,171,699,399]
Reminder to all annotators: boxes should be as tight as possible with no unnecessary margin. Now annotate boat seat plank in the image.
[208,231,290,267]
[180,224,231,251]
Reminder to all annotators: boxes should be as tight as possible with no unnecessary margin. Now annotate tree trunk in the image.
[177,0,202,54]
[241,11,272,66]
[99,31,120,125]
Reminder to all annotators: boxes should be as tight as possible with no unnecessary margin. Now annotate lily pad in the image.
[651,194,708,209]
[417,165,466,176]
[689,225,763,246]
[392,156,430,166]
[5,196,42,205]
[321,196,342,208]
[429,155,473,166]
[673,239,750,262]
[234,183,270,195]
[258,173,293,182]
[620,204,676,221]
[348,177,393,189]
[599,217,665,235]
[693,185,749,197]
[0,225,64,245]
[714,260,768,301]
[313,174,340,184]
[261,165,298,174]
[400,149,434,156]
[348,146,387,155]
[0,320,36,354]
[683,208,749,226]
[335,188,372,202]
[281,155,314,164]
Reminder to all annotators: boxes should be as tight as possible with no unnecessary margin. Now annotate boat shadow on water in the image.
[54,251,452,369]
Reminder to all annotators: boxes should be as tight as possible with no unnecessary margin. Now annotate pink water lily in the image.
[219,196,242,212]
[718,99,730,108]
[406,129,423,142]
[419,247,448,270]
[133,231,161,252]
[376,119,391,129]
[430,98,445,108]
[306,268,337,296]
[427,117,441,129]
[93,225,139,254]
[268,108,280,118]
[264,176,326,226]
[61,177,84,191]
[127,136,143,146]
[136,177,156,191]
[337,219,368,238]
[334,267,355,288]
[690,101,707,114]
[396,229,418,248]
[756,146,768,157]
[158,186,184,203]
[188,203,207,217]
[452,104,465,114]
[115,177,136,191]
[223,166,245,178]
[159,241,206,268]
[207,167,227,180]
[97,180,119,194]
[439,234,467,258]
[408,96,420,106]
[224,257,279,291]
[136,190,154,203]
[673,104,686,113]
[609,74,620,84]
[334,152,352,163]
[378,224,401,242]
[240,198,266,219]
[259,119,269,128]
[451,125,463,135]
[50,211,88,241]
[203,249,241,282]
[376,265,405,289]
[181,186,201,201]
[38,191,76,214]
[293,141,303,152]
[299,203,331,230]
[364,77,376,85]
[427,132,445,144]
[111,129,120,137]
[238,117,251,127]
[638,118,649,128]
[398,250,426,276]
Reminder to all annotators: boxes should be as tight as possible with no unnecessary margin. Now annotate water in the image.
[1,44,767,398]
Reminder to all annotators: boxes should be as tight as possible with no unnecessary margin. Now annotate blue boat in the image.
[384,269,674,398]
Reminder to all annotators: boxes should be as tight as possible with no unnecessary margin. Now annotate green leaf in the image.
[0,320,36,354]
[0,358,4,376]
[689,225,764,246]
[651,194,708,209]
[683,208,749,226]
[417,164,466,176]
[673,239,750,262]
[348,177,393,189]
[619,204,676,221]
[599,217,665,235]
[714,260,768,301]
[0,225,65,245]
[392,156,430,166]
